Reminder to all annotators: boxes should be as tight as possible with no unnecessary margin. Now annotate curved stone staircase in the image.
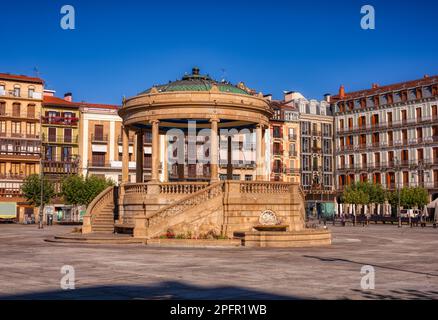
[82,186,115,234]
[143,181,225,239]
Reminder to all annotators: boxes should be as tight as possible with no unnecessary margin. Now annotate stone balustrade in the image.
[159,182,208,194]
[124,183,148,194]
[238,181,294,193]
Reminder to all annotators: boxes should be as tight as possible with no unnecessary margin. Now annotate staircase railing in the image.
[148,181,224,227]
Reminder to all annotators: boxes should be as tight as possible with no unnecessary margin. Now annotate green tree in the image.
[399,187,428,209]
[61,175,114,206]
[83,175,115,206]
[61,175,87,206]
[21,174,55,207]
[343,182,384,205]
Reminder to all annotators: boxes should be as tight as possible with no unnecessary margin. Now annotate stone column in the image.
[210,118,219,182]
[227,135,233,180]
[151,120,160,182]
[256,124,264,181]
[136,130,144,183]
[122,126,130,183]
[161,134,169,182]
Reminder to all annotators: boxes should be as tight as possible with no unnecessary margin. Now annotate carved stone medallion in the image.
[259,210,278,226]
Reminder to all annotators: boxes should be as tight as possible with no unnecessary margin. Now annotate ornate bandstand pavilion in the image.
[82,68,331,247]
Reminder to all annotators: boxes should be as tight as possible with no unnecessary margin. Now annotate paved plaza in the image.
[0,224,437,300]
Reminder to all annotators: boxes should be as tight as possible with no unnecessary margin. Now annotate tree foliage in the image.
[62,175,114,206]
[399,187,428,209]
[21,174,55,207]
[342,182,385,205]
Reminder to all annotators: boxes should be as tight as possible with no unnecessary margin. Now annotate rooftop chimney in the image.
[324,93,331,103]
[263,94,272,101]
[64,92,72,102]
[424,74,429,78]
[372,83,379,89]
[339,85,345,99]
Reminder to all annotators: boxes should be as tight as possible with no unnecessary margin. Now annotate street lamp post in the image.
[396,157,402,228]
[38,115,44,229]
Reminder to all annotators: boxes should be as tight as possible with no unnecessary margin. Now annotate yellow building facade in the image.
[0,73,43,222]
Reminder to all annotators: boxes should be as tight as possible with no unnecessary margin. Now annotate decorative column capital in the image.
[150,119,160,125]
[209,118,220,124]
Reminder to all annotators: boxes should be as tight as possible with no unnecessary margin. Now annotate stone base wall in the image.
[87,180,330,247]
[223,182,305,238]
[243,229,332,248]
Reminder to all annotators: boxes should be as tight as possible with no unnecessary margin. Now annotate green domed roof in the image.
[140,67,250,95]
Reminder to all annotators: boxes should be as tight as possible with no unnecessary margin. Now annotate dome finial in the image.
[192,67,200,75]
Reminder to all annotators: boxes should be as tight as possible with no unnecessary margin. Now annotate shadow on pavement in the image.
[350,288,438,300]
[303,255,438,277]
[0,281,300,300]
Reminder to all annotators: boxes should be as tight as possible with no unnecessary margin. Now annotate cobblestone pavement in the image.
[0,224,437,299]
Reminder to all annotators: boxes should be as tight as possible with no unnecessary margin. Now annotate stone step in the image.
[93,228,114,233]
[93,217,114,224]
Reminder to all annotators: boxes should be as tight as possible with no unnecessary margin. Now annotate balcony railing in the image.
[42,159,79,174]
[0,150,40,159]
[0,112,40,120]
[288,134,297,141]
[0,90,42,99]
[42,135,79,144]
[0,188,23,198]
[42,116,79,126]
[117,135,135,144]
[338,116,436,135]
[219,161,256,168]
[289,151,298,157]
[91,134,108,143]
[0,173,26,180]
[0,133,41,140]
[337,137,438,153]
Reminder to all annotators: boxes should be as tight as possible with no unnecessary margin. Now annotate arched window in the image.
[13,85,21,97]
[28,85,35,99]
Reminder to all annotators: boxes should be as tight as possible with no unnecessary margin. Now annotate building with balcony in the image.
[268,98,300,183]
[283,92,335,217]
[0,73,43,222]
[42,91,80,192]
[79,101,145,183]
[331,75,438,201]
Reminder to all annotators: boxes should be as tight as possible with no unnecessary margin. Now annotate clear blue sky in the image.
[1,0,437,104]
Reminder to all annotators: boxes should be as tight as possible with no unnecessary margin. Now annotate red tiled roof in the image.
[43,96,79,107]
[332,75,438,101]
[43,96,119,110]
[0,73,44,84]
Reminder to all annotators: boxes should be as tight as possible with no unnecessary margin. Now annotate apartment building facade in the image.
[0,73,43,222]
[269,99,300,183]
[79,102,147,183]
[332,75,438,201]
[42,92,80,192]
[282,92,335,217]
